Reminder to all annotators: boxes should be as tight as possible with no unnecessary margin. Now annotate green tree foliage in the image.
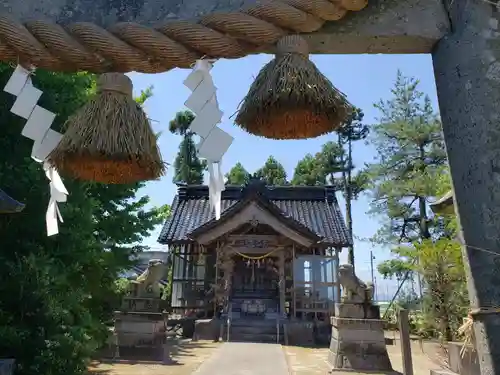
[380,235,468,341]
[289,110,369,268]
[416,239,468,340]
[225,162,251,185]
[169,110,195,136]
[169,110,206,184]
[173,136,206,184]
[255,156,288,185]
[155,204,171,220]
[367,71,466,341]
[115,278,132,296]
[161,266,173,311]
[366,71,447,245]
[135,85,154,106]
[316,141,346,185]
[337,108,370,268]
[290,142,345,187]
[291,154,326,186]
[0,66,163,375]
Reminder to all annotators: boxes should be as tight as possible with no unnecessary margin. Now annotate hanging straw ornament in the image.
[48,73,165,184]
[235,35,354,140]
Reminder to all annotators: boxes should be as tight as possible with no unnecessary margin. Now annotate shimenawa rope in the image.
[232,248,281,260]
[0,0,367,73]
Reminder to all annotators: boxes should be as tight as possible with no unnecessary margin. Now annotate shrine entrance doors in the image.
[231,254,280,318]
[232,255,279,297]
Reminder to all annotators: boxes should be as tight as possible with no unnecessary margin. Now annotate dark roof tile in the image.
[158,182,352,247]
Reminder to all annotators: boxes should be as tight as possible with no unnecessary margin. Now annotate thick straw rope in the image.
[0,0,367,73]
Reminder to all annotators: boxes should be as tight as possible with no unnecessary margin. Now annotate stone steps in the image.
[230,297,279,313]
[230,317,279,325]
[224,318,284,343]
[230,324,277,335]
[229,332,283,343]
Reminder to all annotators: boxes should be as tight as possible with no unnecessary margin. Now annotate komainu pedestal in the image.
[112,259,171,362]
[329,264,393,372]
[113,311,170,361]
[328,311,393,372]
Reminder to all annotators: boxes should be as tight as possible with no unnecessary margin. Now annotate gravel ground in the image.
[89,336,448,375]
[88,340,220,375]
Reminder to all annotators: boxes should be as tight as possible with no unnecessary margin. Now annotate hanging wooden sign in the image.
[229,234,279,247]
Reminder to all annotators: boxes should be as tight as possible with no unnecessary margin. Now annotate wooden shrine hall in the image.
[158,178,352,340]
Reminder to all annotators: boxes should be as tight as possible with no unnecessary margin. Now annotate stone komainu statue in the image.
[338,264,374,304]
[128,259,166,298]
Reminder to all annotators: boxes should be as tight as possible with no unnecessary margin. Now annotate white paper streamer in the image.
[4,65,30,96]
[183,60,213,91]
[31,129,63,162]
[183,59,233,220]
[4,65,68,236]
[207,162,225,220]
[44,163,68,236]
[196,127,234,162]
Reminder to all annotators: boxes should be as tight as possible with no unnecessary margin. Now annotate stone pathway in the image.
[192,342,289,375]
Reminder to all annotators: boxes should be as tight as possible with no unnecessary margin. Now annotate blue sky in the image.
[129,53,439,299]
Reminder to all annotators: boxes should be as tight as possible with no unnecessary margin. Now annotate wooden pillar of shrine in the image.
[334,247,341,303]
[214,242,234,314]
[278,249,286,315]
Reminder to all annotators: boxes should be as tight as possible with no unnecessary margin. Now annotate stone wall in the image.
[447,342,480,375]
[286,321,315,346]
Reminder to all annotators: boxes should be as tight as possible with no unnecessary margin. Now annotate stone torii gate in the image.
[2,0,500,373]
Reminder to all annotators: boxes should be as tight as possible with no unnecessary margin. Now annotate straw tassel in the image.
[48,73,165,184]
[235,35,354,140]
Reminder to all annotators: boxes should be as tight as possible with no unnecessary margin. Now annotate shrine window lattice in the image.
[171,245,208,311]
[293,254,339,315]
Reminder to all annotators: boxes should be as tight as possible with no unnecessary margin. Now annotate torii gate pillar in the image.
[433,1,500,373]
[2,0,500,373]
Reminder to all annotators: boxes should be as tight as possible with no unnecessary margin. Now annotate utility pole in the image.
[370,251,375,286]
[370,251,376,302]
[416,259,424,312]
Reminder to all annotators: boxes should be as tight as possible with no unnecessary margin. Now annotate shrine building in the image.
[158,178,352,340]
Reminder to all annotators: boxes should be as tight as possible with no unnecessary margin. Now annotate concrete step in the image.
[231,307,279,313]
[231,299,279,311]
[232,296,278,301]
[223,317,285,343]
[230,325,277,335]
[232,290,277,296]
[228,332,283,343]
[230,319,280,328]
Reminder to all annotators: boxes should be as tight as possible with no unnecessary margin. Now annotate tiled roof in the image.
[158,180,352,247]
[430,190,454,214]
[0,188,25,213]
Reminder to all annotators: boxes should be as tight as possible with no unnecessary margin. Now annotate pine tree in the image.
[225,162,251,185]
[337,108,370,269]
[366,71,465,340]
[366,71,447,245]
[169,110,207,184]
[291,154,326,186]
[255,156,288,185]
